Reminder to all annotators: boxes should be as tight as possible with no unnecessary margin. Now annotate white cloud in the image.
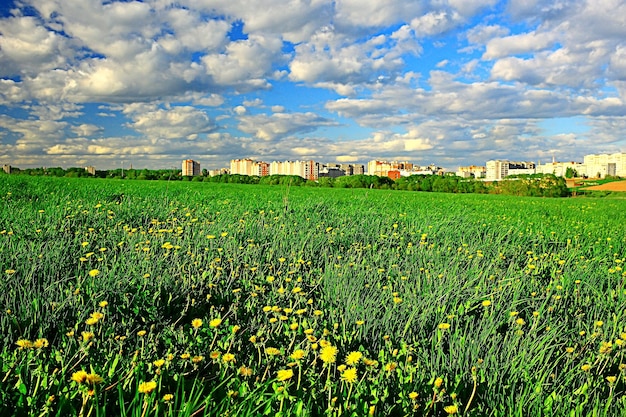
[123,105,215,140]
[237,112,339,140]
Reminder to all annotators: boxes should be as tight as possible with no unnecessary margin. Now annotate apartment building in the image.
[182,159,201,176]
[456,165,486,178]
[485,160,536,180]
[270,160,319,180]
[582,153,626,178]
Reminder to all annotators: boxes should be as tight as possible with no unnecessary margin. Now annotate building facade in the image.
[486,160,536,181]
[182,159,201,176]
[582,153,626,178]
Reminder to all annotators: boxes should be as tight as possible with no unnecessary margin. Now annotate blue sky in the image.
[1,0,625,171]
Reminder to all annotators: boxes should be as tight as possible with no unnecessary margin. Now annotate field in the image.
[1,175,625,416]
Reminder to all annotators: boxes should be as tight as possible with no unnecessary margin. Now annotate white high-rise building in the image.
[485,160,536,180]
[182,159,200,176]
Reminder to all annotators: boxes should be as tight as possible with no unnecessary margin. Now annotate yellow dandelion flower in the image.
[319,339,331,348]
[71,370,89,384]
[249,335,257,344]
[209,318,222,328]
[162,393,174,402]
[91,312,104,320]
[153,359,165,368]
[319,345,338,364]
[438,323,451,330]
[565,347,575,353]
[239,366,253,377]
[33,338,49,349]
[276,369,294,382]
[509,311,518,317]
[304,328,314,335]
[581,364,591,372]
[345,351,363,366]
[265,347,281,356]
[289,322,299,330]
[599,341,612,355]
[356,320,365,326]
[192,355,205,363]
[86,373,103,385]
[180,353,190,360]
[313,310,323,316]
[222,353,236,363]
[231,325,241,333]
[138,380,157,394]
[341,367,358,383]
[515,318,526,326]
[409,391,419,400]
[290,349,305,360]
[434,377,444,388]
[82,331,94,342]
[16,339,33,349]
[384,362,397,372]
[99,301,108,308]
[606,376,617,384]
[88,269,100,277]
[137,330,147,337]
[85,317,99,326]
[444,404,458,415]
[5,269,16,275]
[481,300,491,307]
[595,321,604,327]
[191,318,203,329]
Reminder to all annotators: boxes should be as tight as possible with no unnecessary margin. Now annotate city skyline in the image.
[1,1,626,171]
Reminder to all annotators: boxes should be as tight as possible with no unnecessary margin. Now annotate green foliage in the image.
[0,176,625,416]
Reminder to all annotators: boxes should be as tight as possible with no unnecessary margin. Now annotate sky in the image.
[1,0,625,171]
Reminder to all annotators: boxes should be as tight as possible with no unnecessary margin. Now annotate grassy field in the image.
[1,175,625,416]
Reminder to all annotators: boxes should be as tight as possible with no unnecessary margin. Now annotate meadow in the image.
[0,175,625,416]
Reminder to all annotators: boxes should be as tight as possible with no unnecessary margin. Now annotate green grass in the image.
[0,175,625,416]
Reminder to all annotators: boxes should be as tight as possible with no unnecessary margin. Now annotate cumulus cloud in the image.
[237,112,339,141]
[123,105,216,140]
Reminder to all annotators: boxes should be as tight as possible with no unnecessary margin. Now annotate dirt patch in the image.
[581,180,626,192]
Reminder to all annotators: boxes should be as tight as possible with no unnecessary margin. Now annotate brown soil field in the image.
[581,180,626,192]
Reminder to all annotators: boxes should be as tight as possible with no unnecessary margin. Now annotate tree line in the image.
[2,167,571,197]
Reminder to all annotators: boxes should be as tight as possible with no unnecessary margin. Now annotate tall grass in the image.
[0,175,624,416]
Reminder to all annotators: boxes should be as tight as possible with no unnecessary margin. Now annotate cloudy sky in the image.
[1,0,625,171]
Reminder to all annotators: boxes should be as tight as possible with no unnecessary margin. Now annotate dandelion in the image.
[434,377,444,388]
[515,318,526,326]
[481,300,491,307]
[153,359,165,368]
[85,317,99,326]
[290,349,305,360]
[88,269,100,277]
[191,318,203,329]
[384,362,398,372]
[438,323,451,330]
[85,373,103,385]
[319,345,338,364]
[209,318,222,328]
[137,330,147,337]
[192,355,205,363]
[276,369,294,382]
[71,370,89,384]
[98,301,108,308]
[606,376,617,384]
[16,339,33,349]
[5,269,16,275]
[444,404,458,415]
[265,347,281,356]
[222,353,236,363]
[162,394,174,402]
[238,366,253,378]
[231,325,241,333]
[356,320,365,326]
[581,364,591,372]
[341,367,358,383]
[33,338,49,349]
[409,392,419,400]
[345,351,363,366]
[82,331,94,342]
[138,380,157,394]
[180,353,190,360]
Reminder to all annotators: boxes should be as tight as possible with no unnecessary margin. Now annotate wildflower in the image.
[99,301,108,308]
[33,338,49,349]
[222,353,236,363]
[434,377,444,388]
[209,318,222,328]
[341,367,358,383]
[444,404,458,415]
[289,322,299,330]
[138,380,157,394]
[85,317,99,326]
[276,369,294,382]
[313,310,323,316]
[356,320,365,326]
[438,323,451,330]
[595,321,604,327]
[231,325,241,333]
[191,318,203,329]
[409,392,419,400]
[319,345,338,364]
[162,394,174,402]
[265,347,281,356]
[85,373,103,385]
[385,362,397,372]
[192,355,205,363]
[238,366,253,378]
[180,353,190,360]
[565,347,575,354]
[82,331,94,342]
[153,359,165,368]
[515,318,526,326]
[606,376,617,384]
[88,269,100,277]
[345,351,363,366]
[91,312,104,320]
[290,349,305,360]
[5,269,16,275]
[581,364,591,372]
[599,341,612,355]
[137,330,147,337]
[72,370,89,384]
[481,300,491,307]
[16,339,33,349]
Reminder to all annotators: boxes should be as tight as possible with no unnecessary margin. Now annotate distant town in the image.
[3,152,626,180]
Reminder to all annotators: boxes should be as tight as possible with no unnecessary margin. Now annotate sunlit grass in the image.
[0,175,625,416]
